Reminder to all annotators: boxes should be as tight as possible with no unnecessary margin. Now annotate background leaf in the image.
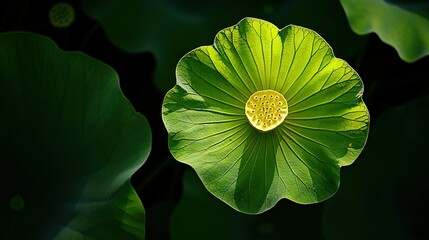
[340,0,429,62]
[0,32,151,239]
[170,170,324,240]
[323,95,429,240]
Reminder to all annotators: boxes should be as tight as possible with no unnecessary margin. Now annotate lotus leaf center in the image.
[245,89,288,132]
[49,2,75,28]
[9,194,25,211]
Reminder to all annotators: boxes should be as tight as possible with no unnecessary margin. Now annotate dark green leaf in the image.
[340,0,429,62]
[0,32,151,239]
[170,170,324,240]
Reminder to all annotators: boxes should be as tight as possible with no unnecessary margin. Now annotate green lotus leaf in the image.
[385,0,429,14]
[340,0,429,62]
[162,18,369,214]
[0,32,151,239]
[323,95,429,240]
[81,0,367,92]
[171,169,324,239]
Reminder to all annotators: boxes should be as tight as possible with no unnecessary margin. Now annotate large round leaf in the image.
[162,18,369,214]
[0,32,151,239]
[323,95,429,240]
[340,0,429,62]
[81,0,367,92]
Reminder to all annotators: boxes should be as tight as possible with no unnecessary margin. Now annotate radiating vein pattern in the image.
[163,17,369,214]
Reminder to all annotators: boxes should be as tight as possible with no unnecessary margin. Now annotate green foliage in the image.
[162,18,369,214]
[0,32,151,239]
[340,0,429,62]
[323,95,429,240]
[4,0,429,238]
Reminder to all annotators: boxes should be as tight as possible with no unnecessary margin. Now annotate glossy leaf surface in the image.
[163,18,369,214]
[0,32,151,239]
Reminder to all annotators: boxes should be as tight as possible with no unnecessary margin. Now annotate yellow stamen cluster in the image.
[245,89,288,132]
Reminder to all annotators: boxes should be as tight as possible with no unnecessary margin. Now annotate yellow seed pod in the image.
[49,2,75,28]
[245,89,288,132]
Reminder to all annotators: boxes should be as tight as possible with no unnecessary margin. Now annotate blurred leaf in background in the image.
[81,0,368,92]
[323,95,429,240]
[0,32,151,239]
[340,0,429,62]
[170,169,324,240]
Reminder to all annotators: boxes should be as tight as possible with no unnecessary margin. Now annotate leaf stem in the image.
[135,158,172,192]
[78,22,99,50]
